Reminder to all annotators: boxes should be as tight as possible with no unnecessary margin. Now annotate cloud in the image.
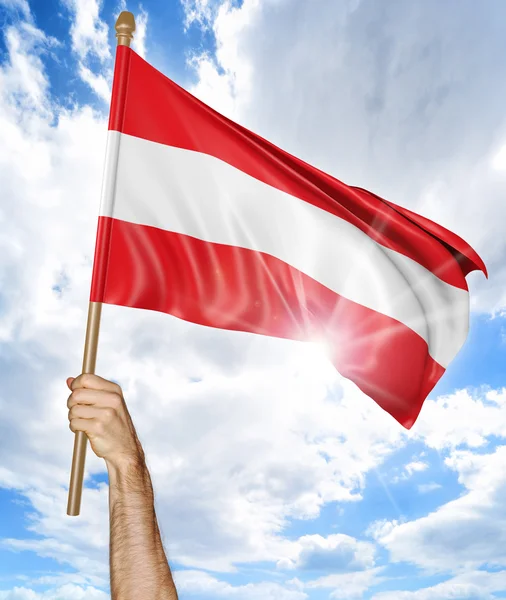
[371,569,506,600]
[0,20,58,116]
[303,567,385,599]
[186,0,259,121]
[63,0,110,62]
[78,63,111,102]
[1,484,110,586]
[0,585,109,600]
[492,143,506,171]
[181,0,218,30]
[173,569,307,599]
[277,533,375,572]
[0,0,31,20]
[417,482,441,494]
[60,0,112,100]
[391,459,429,483]
[410,388,506,450]
[405,461,428,476]
[132,6,148,59]
[373,445,506,571]
[143,360,404,571]
[373,584,492,600]
[60,0,149,101]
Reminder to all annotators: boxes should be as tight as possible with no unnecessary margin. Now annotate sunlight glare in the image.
[292,337,338,385]
[492,143,506,170]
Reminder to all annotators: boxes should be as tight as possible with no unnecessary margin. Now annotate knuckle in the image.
[72,388,84,401]
[110,393,122,408]
[104,407,116,421]
[71,374,83,389]
[80,373,94,388]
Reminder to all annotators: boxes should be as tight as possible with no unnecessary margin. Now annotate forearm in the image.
[107,457,178,600]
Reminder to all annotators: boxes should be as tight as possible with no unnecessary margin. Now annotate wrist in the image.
[106,453,150,491]
[107,450,145,471]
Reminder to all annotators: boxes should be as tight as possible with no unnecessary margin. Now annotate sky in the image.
[0,0,506,598]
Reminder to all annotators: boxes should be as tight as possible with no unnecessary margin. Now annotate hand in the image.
[67,373,144,469]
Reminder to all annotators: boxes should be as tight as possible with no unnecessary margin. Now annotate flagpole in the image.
[66,11,136,517]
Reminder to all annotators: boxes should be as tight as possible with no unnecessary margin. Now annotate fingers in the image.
[68,405,116,432]
[66,374,123,409]
[69,373,122,395]
[69,416,103,435]
[68,404,115,421]
[67,388,123,410]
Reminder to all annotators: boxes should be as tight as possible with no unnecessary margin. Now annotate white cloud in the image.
[391,459,429,483]
[405,461,428,476]
[372,569,506,600]
[173,569,307,599]
[410,388,506,450]
[181,0,217,30]
[63,0,111,62]
[60,0,148,100]
[187,0,259,120]
[143,358,404,571]
[1,484,110,586]
[0,0,31,20]
[0,21,57,116]
[303,567,385,599]
[277,533,375,572]
[60,0,112,100]
[0,585,109,600]
[78,63,110,101]
[417,482,442,494]
[374,445,506,572]
[491,143,506,171]
[131,6,148,59]
[13,573,101,587]
[373,584,492,600]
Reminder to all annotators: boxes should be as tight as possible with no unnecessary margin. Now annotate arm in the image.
[107,455,178,600]
[67,373,178,600]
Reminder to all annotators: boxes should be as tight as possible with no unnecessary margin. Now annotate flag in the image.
[91,46,487,429]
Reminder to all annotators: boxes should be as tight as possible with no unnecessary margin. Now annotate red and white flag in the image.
[91,46,487,429]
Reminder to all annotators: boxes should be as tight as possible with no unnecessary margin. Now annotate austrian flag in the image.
[91,46,487,429]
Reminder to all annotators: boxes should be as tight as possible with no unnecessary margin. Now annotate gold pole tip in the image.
[115,11,136,46]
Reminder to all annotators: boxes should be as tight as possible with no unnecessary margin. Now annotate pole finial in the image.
[115,11,135,47]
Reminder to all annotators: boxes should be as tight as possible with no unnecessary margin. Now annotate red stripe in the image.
[90,216,445,428]
[108,46,486,290]
[109,40,131,134]
[378,195,488,279]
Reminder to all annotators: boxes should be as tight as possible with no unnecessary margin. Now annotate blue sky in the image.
[0,0,506,599]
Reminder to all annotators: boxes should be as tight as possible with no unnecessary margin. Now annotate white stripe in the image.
[101,131,469,368]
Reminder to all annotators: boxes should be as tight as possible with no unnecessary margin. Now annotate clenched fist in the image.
[67,373,144,469]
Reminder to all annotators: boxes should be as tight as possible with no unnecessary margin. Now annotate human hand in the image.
[67,374,144,470]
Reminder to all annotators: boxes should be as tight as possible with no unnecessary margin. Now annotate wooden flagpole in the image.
[66,11,136,517]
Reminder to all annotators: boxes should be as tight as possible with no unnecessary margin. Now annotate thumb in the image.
[66,377,75,390]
